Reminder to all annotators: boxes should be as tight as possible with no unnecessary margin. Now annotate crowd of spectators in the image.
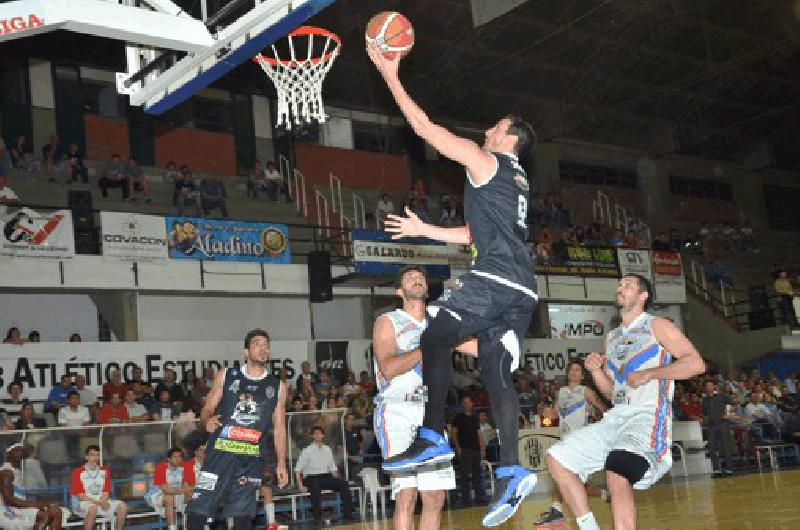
[771,260,800,326]
[2,327,82,344]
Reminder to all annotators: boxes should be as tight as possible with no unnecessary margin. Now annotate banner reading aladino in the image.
[0,208,75,260]
[101,212,167,261]
[165,216,290,263]
[352,229,470,278]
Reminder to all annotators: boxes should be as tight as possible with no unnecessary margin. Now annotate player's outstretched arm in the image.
[627,318,706,388]
[272,381,289,488]
[367,43,496,184]
[385,206,470,244]
[373,315,421,380]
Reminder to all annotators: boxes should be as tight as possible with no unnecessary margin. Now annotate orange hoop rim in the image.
[252,26,342,67]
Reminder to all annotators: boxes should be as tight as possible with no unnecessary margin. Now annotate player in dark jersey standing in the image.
[185,329,288,530]
[367,44,538,527]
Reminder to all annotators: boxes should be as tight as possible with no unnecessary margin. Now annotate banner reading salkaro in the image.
[652,250,686,303]
[536,245,619,277]
[0,208,75,260]
[352,229,470,278]
[101,212,167,262]
[165,216,291,263]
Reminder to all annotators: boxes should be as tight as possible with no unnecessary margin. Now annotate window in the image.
[669,176,732,201]
[559,161,637,189]
[193,97,234,133]
[351,121,405,155]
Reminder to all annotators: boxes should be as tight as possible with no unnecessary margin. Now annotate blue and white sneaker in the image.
[482,465,538,527]
[382,427,454,472]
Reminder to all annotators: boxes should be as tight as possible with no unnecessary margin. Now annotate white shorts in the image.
[148,492,186,516]
[75,499,123,519]
[0,505,70,529]
[548,410,672,490]
[374,400,456,499]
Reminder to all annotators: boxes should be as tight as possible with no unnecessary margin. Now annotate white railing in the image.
[353,194,366,229]
[315,189,330,240]
[278,154,308,218]
[330,172,344,226]
[592,191,611,226]
[592,190,651,245]
[690,259,709,300]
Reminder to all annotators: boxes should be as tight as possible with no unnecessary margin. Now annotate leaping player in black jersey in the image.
[368,43,538,527]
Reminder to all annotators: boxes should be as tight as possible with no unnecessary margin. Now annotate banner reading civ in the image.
[0,208,75,260]
[166,217,290,263]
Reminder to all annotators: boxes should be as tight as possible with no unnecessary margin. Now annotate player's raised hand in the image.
[205,414,222,433]
[366,41,400,80]
[584,352,605,372]
[385,207,425,240]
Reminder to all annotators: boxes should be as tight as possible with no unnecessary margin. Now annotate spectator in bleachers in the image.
[0,174,20,218]
[452,360,478,393]
[1,381,27,424]
[150,389,181,421]
[299,378,318,410]
[516,378,538,412]
[58,390,91,427]
[97,392,129,424]
[3,326,25,345]
[200,175,228,218]
[652,231,670,251]
[295,426,356,523]
[1,444,66,529]
[314,369,333,395]
[132,381,155,411]
[124,388,150,422]
[450,396,487,506]
[46,374,74,414]
[27,330,40,342]
[65,142,88,184]
[174,168,202,216]
[296,360,317,390]
[478,411,497,459]
[358,370,375,393]
[375,192,395,229]
[15,402,45,430]
[70,444,128,530]
[42,133,65,180]
[69,333,82,342]
[74,375,99,414]
[609,229,625,247]
[341,371,359,398]
[774,270,796,325]
[350,386,372,425]
[164,161,181,183]
[9,135,38,175]
[247,160,269,199]
[125,156,151,203]
[98,153,128,200]
[701,380,735,475]
[156,369,185,404]
[264,161,288,202]
[148,447,196,530]
[343,412,362,479]
[130,365,151,388]
[707,259,734,286]
[102,369,129,403]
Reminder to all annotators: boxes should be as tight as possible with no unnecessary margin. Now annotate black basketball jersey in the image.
[464,152,536,293]
[208,366,280,458]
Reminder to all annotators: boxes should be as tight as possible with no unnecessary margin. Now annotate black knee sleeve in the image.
[232,516,253,530]
[605,450,649,485]
[420,306,463,433]
[420,306,462,352]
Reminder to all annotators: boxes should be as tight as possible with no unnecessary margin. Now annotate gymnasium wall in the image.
[0,293,99,342]
[294,143,412,191]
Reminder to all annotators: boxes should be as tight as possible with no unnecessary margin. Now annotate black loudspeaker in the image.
[748,285,771,313]
[308,250,333,302]
[74,228,100,255]
[68,190,95,230]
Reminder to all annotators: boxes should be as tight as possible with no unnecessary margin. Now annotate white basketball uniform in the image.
[558,384,588,437]
[549,312,674,489]
[146,464,187,514]
[374,309,456,499]
[0,462,70,529]
[71,464,123,523]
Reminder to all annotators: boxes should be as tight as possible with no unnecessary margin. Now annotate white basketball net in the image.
[254,28,341,129]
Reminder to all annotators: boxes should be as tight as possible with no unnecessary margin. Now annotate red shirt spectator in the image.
[103,369,129,402]
[97,393,129,424]
[70,463,111,500]
[153,458,196,489]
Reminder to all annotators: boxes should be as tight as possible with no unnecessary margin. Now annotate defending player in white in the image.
[373,266,475,530]
[547,274,705,530]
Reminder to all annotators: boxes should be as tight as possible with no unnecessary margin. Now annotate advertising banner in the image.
[101,212,167,261]
[652,251,686,303]
[0,208,75,260]
[548,304,617,340]
[617,248,653,283]
[0,341,306,401]
[352,230,468,278]
[518,427,561,471]
[536,246,619,277]
[165,217,290,263]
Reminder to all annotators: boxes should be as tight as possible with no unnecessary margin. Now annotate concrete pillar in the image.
[28,58,56,153]
[90,291,139,341]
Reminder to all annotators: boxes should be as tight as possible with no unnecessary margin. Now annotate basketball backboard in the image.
[0,0,339,115]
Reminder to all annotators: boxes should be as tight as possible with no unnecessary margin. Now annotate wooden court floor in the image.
[334,469,800,529]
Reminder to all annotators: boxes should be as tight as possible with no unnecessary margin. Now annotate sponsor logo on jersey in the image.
[221,425,262,443]
[195,471,218,490]
[236,475,262,486]
[231,393,260,426]
[265,385,275,399]
[214,438,260,456]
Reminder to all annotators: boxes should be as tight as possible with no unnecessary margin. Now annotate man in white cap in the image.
[1,443,66,529]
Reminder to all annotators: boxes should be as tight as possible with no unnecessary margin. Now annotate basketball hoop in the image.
[253,26,341,129]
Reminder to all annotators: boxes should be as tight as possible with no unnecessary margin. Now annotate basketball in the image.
[365,11,414,59]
